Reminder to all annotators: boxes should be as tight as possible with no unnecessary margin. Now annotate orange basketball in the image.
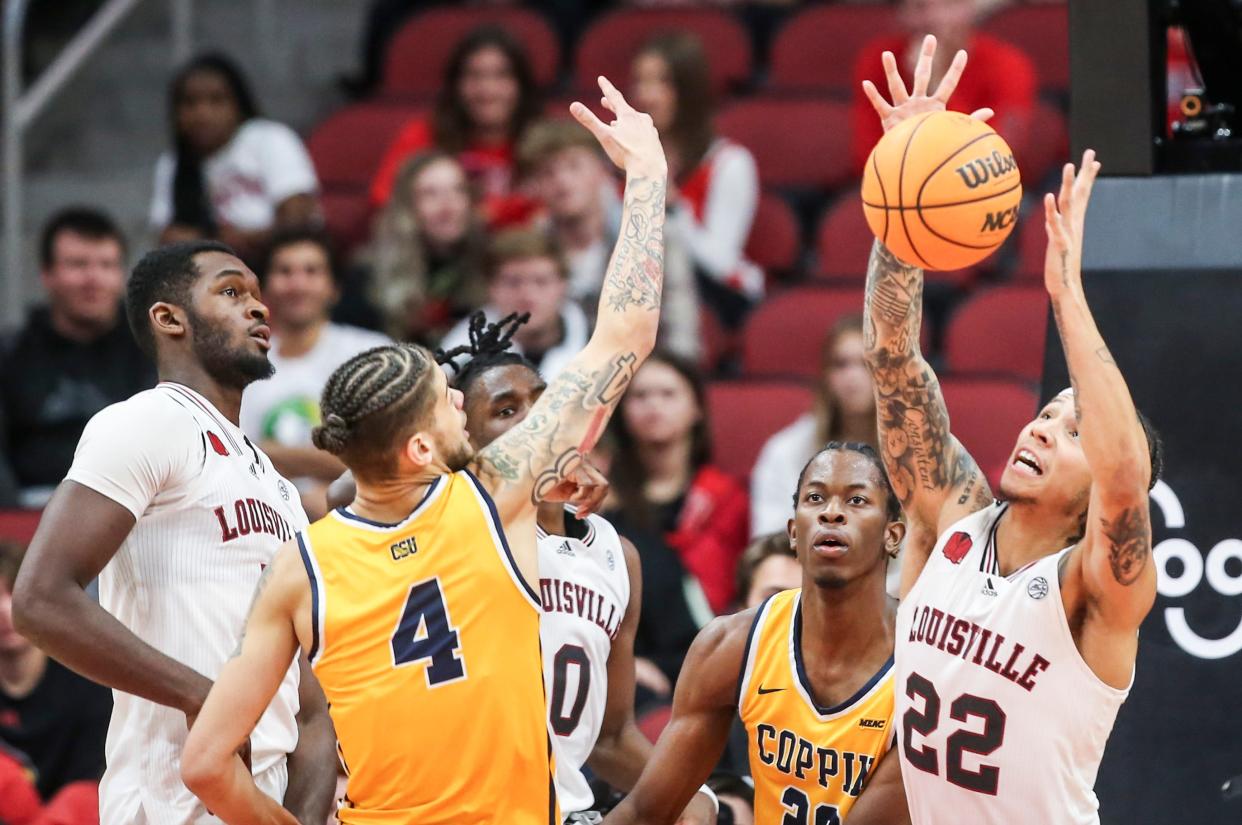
[861,110,1022,271]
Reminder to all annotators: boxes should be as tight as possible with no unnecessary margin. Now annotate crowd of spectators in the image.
[0,0,1084,819]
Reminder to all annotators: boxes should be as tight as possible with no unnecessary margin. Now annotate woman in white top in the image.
[631,33,763,328]
[749,315,878,536]
[150,53,320,262]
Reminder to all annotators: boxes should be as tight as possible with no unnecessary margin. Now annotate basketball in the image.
[861,110,1022,271]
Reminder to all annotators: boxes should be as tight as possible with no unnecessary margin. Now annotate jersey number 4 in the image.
[902,672,1006,794]
[391,578,466,687]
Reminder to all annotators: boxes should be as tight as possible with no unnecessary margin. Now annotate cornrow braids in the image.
[794,441,902,522]
[436,311,541,395]
[312,343,439,478]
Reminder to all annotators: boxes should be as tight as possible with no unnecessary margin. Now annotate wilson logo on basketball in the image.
[953,150,1018,189]
[943,532,973,565]
[981,206,1020,232]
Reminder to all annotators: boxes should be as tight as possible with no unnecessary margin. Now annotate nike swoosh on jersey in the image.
[757,685,786,695]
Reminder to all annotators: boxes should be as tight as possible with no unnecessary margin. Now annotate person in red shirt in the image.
[369,26,543,227]
[851,0,1037,173]
[605,351,750,616]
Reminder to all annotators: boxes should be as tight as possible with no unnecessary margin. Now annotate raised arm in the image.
[859,37,994,594]
[181,544,308,825]
[603,612,750,825]
[1046,154,1156,631]
[474,76,666,521]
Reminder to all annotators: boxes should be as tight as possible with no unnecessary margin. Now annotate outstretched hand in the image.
[1043,149,1101,301]
[861,34,994,133]
[571,76,667,178]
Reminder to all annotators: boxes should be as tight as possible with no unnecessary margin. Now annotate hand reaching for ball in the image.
[1043,150,1101,301]
[862,34,995,133]
[571,76,667,179]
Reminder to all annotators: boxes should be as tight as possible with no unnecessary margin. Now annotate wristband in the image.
[696,784,720,814]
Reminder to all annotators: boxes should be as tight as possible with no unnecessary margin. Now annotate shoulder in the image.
[326,323,391,355]
[685,609,758,684]
[693,465,748,501]
[757,414,817,461]
[390,118,433,151]
[239,118,306,148]
[86,388,201,438]
[710,139,757,171]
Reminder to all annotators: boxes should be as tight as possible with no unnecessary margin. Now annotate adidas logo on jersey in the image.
[982,577,998,597]
[556,541,575,557]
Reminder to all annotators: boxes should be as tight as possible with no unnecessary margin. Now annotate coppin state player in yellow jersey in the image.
[179,75,671,825]
[606,444,914,825]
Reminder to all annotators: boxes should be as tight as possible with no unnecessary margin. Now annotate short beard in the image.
[188,307,274,390]
[442,440,476,474]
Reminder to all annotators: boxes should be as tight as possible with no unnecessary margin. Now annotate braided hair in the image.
[312,343,438,479]
[436,311,540,394]
[794,441,902,522]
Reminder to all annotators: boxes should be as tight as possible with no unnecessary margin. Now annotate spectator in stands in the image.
[708,772,756,825]
[749,315,875,536]
[606,351,749,615]
[366,151,489,344]
[850,0,1036,172]
[438,228,587,380]
[150,53,321,263]
[736,532,800,611]
[0,209,154,508]
[0,542,110,808]
[240,229,389,518]
[632,32,763,328]
[518,119,700,361]
[369,27,542,227]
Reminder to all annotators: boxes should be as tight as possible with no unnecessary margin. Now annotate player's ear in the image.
[884,518,907,559]
[403,431,435,469]
[148,301,187,343]
[787,517,798,555]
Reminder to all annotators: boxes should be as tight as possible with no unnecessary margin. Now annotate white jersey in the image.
[536,511,631,817]
[65,382,308,824]
[895,502,1130,825]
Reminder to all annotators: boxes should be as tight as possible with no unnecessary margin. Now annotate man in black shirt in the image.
[0,541,111,802]
[0,208,155,506]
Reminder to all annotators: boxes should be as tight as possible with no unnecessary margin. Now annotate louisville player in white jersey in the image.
[12,241,336,823]
[325,313,716,824]
[858,37,1164,824]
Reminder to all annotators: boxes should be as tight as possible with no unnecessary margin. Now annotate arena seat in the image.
[697,306,731,376]
[1019,101,1070,189]
[1012,206,1048,282]
[320,191,373,255]
[981,3,1070,93]
[769,4,899,95]
[814,195,979,288]
[574,8,752,95]
[0,509,41,543]
[636,703,673,744]
[381,7,560,98]
[945,286,1049,382]
[940,377,1039,488]
[717,98,853,191]
[308,102,423,189]
[746,191,801,278]
[706,380,815,481]
[740,286,865,379]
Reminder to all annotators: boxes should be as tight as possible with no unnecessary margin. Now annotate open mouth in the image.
[1012,448,1043,476]
[249,325,271,351]
[812,533,850,558]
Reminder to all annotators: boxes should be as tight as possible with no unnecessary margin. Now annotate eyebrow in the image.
[213,269,248,280]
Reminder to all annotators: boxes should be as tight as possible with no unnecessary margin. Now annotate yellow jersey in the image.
[738,589,895,823]
[298,470,556,825]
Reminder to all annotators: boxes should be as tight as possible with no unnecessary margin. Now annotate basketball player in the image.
[860,37,1162,823]
[180,77,669,824]
[10,241,337,823]
[605,443,912,825]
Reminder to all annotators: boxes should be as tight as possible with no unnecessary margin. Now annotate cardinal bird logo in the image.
[206,431,229,457]
[943,531,973,565]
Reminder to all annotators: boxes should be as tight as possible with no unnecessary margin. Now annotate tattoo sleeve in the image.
[863,242,990,526]
[600,175,667,318]
[1100,506,1151,586]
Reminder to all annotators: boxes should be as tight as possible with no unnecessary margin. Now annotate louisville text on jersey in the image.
[539,577,622,640]
[906,602,1050,692]
[214,497,295,543]
[755,723,875,796]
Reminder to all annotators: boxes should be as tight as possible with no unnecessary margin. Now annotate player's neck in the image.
[275,318,327,359]
[639,438,692,497]
[0,643,47,698]
[995,502,1079,575]
[536,501,567,535]
[159,363,245,424]
[350,474,442,524]
[800,575,893,667]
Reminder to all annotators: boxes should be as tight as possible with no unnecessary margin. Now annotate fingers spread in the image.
[881,50,909,104]
[571,102,609,138]
[969,107,995,123]
[935,49,968,103]
[862,80,895,116]
[598,75,629,113]
[912,34,936,97]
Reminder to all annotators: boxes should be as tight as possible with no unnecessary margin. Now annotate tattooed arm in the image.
[1045,155,1155,639]
[471,77,666,586]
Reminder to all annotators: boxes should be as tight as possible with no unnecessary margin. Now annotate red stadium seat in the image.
[320,191,373,255]
[706,380,815,481]
[308,103,423,189]
[574,9,752,95]
[637,703,673,743]
[741,286,865,379]
[1012,205,1048,282]
[746,192,801,278]
[0,509,41,543]
[770,5,899,95]
[982,4,1069,93]
[1019,101,1069,189]
[945,286,1049,382]
[940,377,1039,488]
[814,195,979,288]
[381,7,560,98]
[717,98,853,190]
[697,306,732,376]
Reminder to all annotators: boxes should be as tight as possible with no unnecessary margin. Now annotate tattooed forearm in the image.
[602,176,667,314]
[1101,506,1151,585]
[865,243,925,338]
